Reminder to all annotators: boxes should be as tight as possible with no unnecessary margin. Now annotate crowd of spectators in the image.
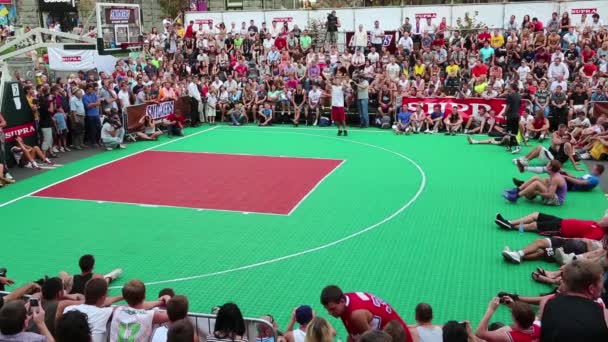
[1,6,608,342]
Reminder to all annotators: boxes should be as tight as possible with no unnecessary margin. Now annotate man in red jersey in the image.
[320,285,412,342]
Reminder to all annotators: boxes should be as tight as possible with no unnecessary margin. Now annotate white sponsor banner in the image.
[48,48,96,71]
[352,7,401,33]
[223,11,265,31]
[504,2,560,27]
[561,1,608,22]
[265,11,309,32]
[184,11,224,28]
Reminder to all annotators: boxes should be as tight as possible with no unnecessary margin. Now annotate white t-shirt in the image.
[331,85,345,107]
[151,326,168,342]
[64,304,114,342]
[308,89,322,105]
[117,90,131,109]
[386,63,401,80]
[520,115,534,126]
[109,306,155,342]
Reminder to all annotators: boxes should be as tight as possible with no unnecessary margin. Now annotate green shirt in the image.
[234,38,244,49]
[299,35,312,49]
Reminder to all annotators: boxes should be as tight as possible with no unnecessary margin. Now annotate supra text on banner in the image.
[4,122,36,142]
[401,97,529,120]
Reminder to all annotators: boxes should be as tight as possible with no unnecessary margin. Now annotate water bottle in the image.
[519,223,524,234]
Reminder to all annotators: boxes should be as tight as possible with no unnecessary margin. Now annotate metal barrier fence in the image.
[0,291,276,342]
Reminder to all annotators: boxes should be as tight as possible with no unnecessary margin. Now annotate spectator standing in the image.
[207,303,247,342]
[82,84,101,147]
[371,21,384,52]
[352,25,368,52]
[325,11,339,45]
[504,83,521,151]
[69,88,86,149]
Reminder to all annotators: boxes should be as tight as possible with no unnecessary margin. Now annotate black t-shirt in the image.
[38,97,54,128]
[505,92,521,119]
[533,65,547,79]
[70,273,93,295]
[541,295,608,342]
[570,92,588,105]
[564,49,579,61]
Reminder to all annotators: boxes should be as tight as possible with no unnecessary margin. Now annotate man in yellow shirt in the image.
[445,60,460,78]
[445,60,461,95]
[413,60,425,77]
[176,24,185,38]
[490,29,504,49]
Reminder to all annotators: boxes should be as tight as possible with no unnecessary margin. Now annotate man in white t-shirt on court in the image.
[329,78,349,136]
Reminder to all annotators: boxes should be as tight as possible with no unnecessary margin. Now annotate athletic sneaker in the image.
[495,213,513,230]
[579,152,591,160]
[313,119,318,126]
[503,191,519,203]
[105,147,113,151]
[59,147,65,152]
[511,146,521,154]
[512,178,524,187]
[516,159,525,173]
[502,250,521,264]
[103,268,123,282]
[5,172,13,180]
[464,129,468,134]
[451,131,456,136]
[52,146,60,153]
[64,147,71,152]
[337,130,343,136]
[539,134,545,141]
[554,247,576,265]
[424,128,431,134]
[444,130,451,135]
[344,130,348,136]
[118,144,127,149]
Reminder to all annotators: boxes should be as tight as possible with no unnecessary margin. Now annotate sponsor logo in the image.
[145,101,174,120]
[62,56,81,62]
[415,13,437,19]
[110,9,131,21]
[195,19,214,25]
[273,17,293,23]
[4,122,36,142]
[571,8,597,15]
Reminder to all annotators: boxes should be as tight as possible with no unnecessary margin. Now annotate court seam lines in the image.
[111,129,427,288]
[287,159,346,216]
[0,126,220,208]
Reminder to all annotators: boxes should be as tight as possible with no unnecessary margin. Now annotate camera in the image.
[29,298,39,307]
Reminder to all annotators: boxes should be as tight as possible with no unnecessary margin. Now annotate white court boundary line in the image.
[287,159,346,216]
[151,149,344,162]
[0,126,220,208]
[30,195,290,216]
[110,128,427,288]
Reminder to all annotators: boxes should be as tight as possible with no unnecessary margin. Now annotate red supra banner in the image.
[571,8,597,15]
[401,97,529,119]
[415,13,437,19]
[4,122,36,142]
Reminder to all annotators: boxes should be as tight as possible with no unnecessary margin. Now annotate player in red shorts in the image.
[320,285,412,342]
[328,78,349,136]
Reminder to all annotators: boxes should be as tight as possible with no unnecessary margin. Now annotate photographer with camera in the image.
[475,297,538,342]
[325,11,340,46]
[100,109,126,151]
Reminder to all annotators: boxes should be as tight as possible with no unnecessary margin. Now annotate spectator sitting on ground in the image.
[100,113,126,150]
[230,103,247,126]
[495,211,608,240]
[409,303,442,342]
[207,303,247,342]
[10,136,53,170]
[151,295,190,342]
[0,164,15,187]
[59,254,122,295]
[109,280,171,341]
[55,310,91,342]
[501,235,603,265]
[57,278,123,342]
[285,305,313,342]
[503,160,567,206]
[258,102,273,126]
[136,115,163,140]
[0,300,54,342]
[164,111,186,136]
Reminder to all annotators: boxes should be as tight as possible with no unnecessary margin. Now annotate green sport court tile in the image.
[0,125,604,337]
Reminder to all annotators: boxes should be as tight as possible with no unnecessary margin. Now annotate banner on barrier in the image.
[3,122,36,142]
[48,48,96,71]
[401,97,528,118]
[126,98,191,131]
[592,102,608,118]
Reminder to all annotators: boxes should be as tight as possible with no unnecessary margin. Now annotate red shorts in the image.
[331,106,346,122]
